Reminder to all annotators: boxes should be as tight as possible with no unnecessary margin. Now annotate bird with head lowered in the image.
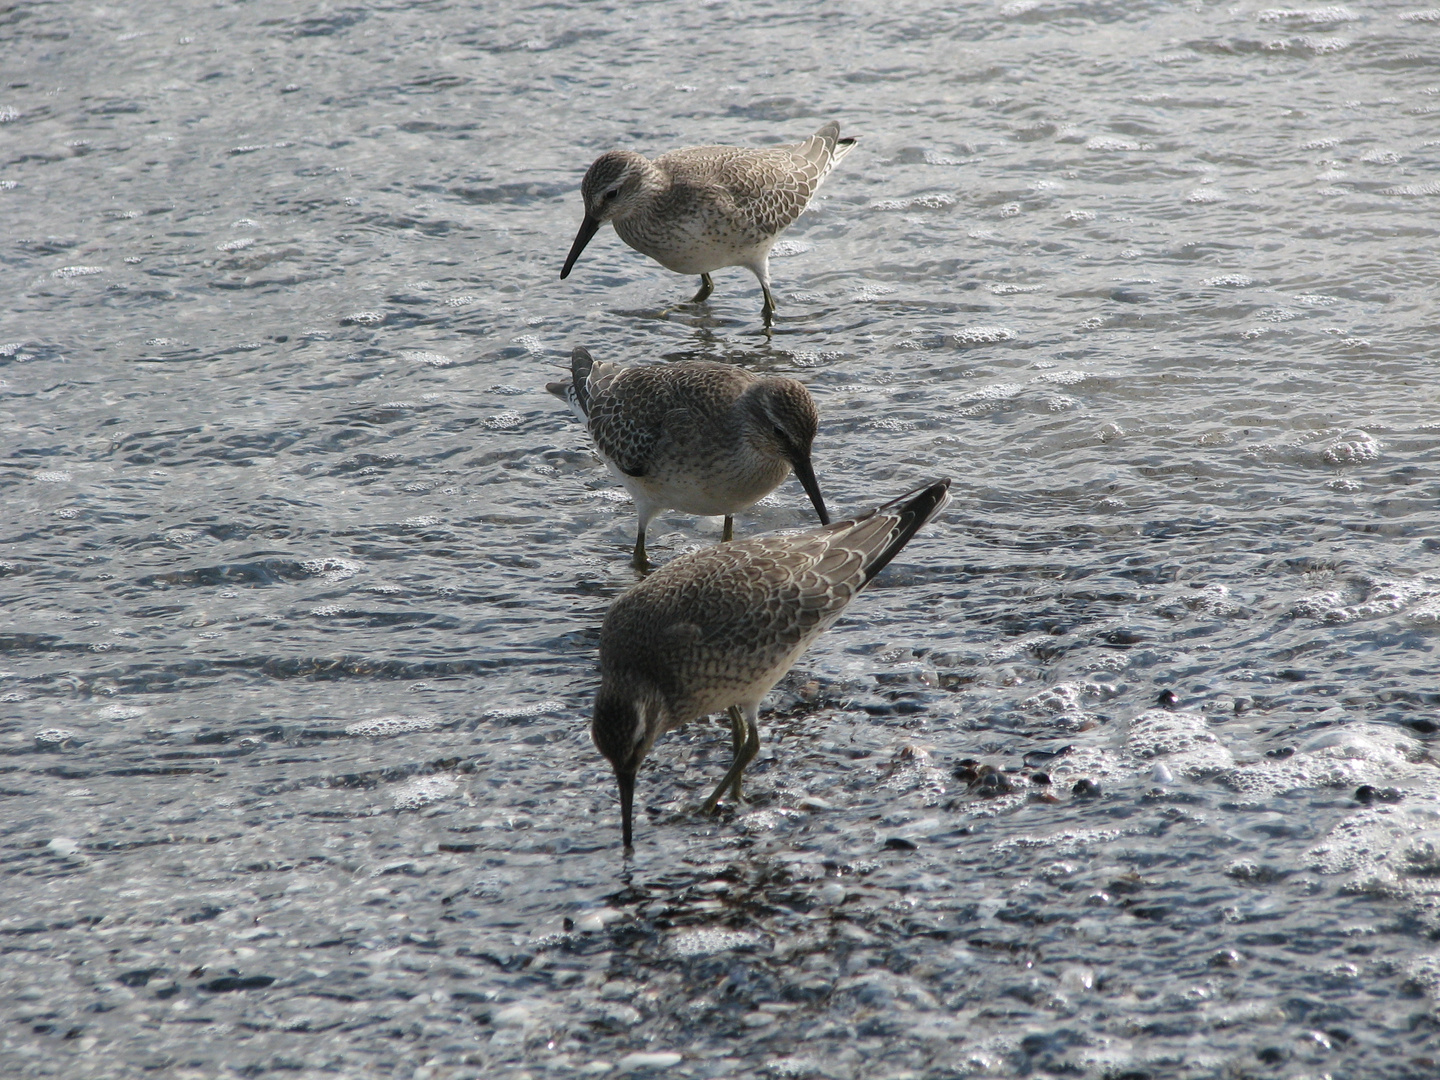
[590,479,952,849]
[560,122,856,329]
[548,346,830,570]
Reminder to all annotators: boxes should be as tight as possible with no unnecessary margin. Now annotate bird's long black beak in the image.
[616,768,635,851]
[791,455,830,526]
[560,215,601,279]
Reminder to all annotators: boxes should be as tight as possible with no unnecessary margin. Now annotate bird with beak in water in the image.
[590,479,951,849]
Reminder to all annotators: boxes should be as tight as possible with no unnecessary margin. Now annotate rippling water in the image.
[4,1,1440,1077]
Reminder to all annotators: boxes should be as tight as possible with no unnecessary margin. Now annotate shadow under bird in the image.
[559,121,856,328]
[547,346,829,570]
[590,479,952,849]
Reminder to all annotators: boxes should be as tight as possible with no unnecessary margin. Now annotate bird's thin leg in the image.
[728,704,744,757]
[632,523,649,573]
[760,283,777,329]
[703,705,760,813]
[722,515,734,543]
[658,274,714,319]
[631,504,660,573]
[730,712,760,802]
[749,257,777,329]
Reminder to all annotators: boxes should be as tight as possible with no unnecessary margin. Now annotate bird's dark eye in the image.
[603,189,619,202]
[772,425,786,440]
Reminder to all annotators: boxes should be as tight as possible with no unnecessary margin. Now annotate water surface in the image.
[4,1,1440,1077]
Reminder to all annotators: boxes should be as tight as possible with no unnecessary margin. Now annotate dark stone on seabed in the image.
[1023,745,1073,768]
[199,976,276,992]
[1353,785,1402,805]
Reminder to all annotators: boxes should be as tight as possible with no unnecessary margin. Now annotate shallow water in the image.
[4,0,1440,1077]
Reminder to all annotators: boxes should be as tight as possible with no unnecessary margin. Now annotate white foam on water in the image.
[1228,724,1429,798]
[615,1052,683,1072]
[1257,6,1358,23]
[1320,429,1380,464]
[1292,577,1438,624]
[1086,137,1145,152]
[345,715,443,738]
[952,325,1015,344]
[390,774,459,810]
[1309,802,1440,928]
[300,557,363,582]
[96,704,144,721]
[483,700,566,720]
[869,193,955,211]
[1127,709,1235,777]
[668,928,759,957]
[401,349,453,366]
[1021,682,1107,730]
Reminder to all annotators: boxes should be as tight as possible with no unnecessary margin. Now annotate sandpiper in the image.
[591,479,952,849]
[559,122,856,328]
[547,346,830,570]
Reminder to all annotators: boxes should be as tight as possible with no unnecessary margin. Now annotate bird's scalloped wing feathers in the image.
[586,365,683,478]
[661,620,703,649]
[728,147,828,238]
[589,403,658,478]
[658,405,696,449]
[833,510,906,574]
[659,139,837,240]
[850,480,951,584]
[766,121,853,216]
[711,529,870,641]
[790,122,841,175]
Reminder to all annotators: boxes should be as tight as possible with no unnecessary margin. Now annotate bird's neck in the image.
[612,156,671,224]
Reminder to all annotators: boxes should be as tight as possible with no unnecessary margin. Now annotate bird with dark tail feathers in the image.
[560,122,856,329]
[591,479,951,849]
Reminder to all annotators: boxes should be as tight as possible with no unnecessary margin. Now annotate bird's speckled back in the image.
[598,481,949,727]
[585,362,775,485]
[618,122,855,262]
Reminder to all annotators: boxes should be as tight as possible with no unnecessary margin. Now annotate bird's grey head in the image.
[748,379,830,526]
[562,150,662,280]
[751,379,819,455]
[580,150,652,222]
[592,685,660,848]
[592,686,651,776]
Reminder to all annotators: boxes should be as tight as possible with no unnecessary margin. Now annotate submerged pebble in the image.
[1353,785,1402,805]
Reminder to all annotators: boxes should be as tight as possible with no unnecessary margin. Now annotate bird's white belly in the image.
[617,219,768,276]
[652,239,755,276]
[620,464,785,519]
